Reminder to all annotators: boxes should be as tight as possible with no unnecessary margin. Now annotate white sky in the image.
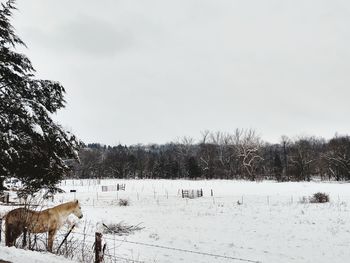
[12,0,350,145]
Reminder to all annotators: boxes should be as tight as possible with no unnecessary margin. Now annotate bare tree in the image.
[322,136,350,181]
[289,137,316,181]
[233,129,264,180]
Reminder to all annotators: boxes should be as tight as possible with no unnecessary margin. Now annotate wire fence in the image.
[104,253,145,263]
[73,231,262,263]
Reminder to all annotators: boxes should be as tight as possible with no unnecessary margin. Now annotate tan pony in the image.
[5,200,83,252]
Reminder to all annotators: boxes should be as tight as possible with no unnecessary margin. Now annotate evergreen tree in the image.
[0,0,79,193]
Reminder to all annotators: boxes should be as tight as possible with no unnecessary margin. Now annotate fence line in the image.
[0,224,261,263]
[73,232,261,263]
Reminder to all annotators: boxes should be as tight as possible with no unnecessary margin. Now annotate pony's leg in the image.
[5,223,13,246]
[47,229,57,252]
[5,224,23,247]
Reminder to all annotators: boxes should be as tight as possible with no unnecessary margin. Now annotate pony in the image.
[5,200,83,252]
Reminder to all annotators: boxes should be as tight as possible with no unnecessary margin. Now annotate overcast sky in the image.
[12,0,350,145]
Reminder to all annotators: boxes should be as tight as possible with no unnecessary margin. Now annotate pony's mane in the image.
[53,200,78,210]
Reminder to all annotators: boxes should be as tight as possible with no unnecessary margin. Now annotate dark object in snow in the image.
[310,192,329,203]
[118,198,129,206]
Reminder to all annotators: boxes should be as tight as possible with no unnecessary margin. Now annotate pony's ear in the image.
[75,200,78,204]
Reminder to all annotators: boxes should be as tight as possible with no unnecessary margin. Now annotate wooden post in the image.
[95,232,103,263]
[211,189,213,197]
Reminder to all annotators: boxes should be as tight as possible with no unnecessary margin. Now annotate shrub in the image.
[102,222,144,236]
[309,192,329,203]
[119,198,129,206]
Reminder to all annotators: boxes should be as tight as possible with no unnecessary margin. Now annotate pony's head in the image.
[72,200,83,219]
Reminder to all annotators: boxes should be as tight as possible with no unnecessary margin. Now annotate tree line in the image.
[71,129,350,182]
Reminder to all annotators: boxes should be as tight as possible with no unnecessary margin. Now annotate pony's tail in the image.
[4,214,13,247]
[4,215,9,246]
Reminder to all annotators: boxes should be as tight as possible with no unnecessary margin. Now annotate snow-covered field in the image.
[1,179,350,263]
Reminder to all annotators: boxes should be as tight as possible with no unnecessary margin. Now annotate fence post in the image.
[95,232,103,263]
[182,190,184,198]
[211,189,213,197]
[57,224,76,254]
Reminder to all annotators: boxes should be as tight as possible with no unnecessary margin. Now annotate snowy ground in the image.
[0,246,74,263]
[1,179,350,263]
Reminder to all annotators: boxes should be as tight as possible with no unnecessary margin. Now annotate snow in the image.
[31,123,44,136]
[24,104,34,118]
[1,180,350,263]
[0,246,74,263]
